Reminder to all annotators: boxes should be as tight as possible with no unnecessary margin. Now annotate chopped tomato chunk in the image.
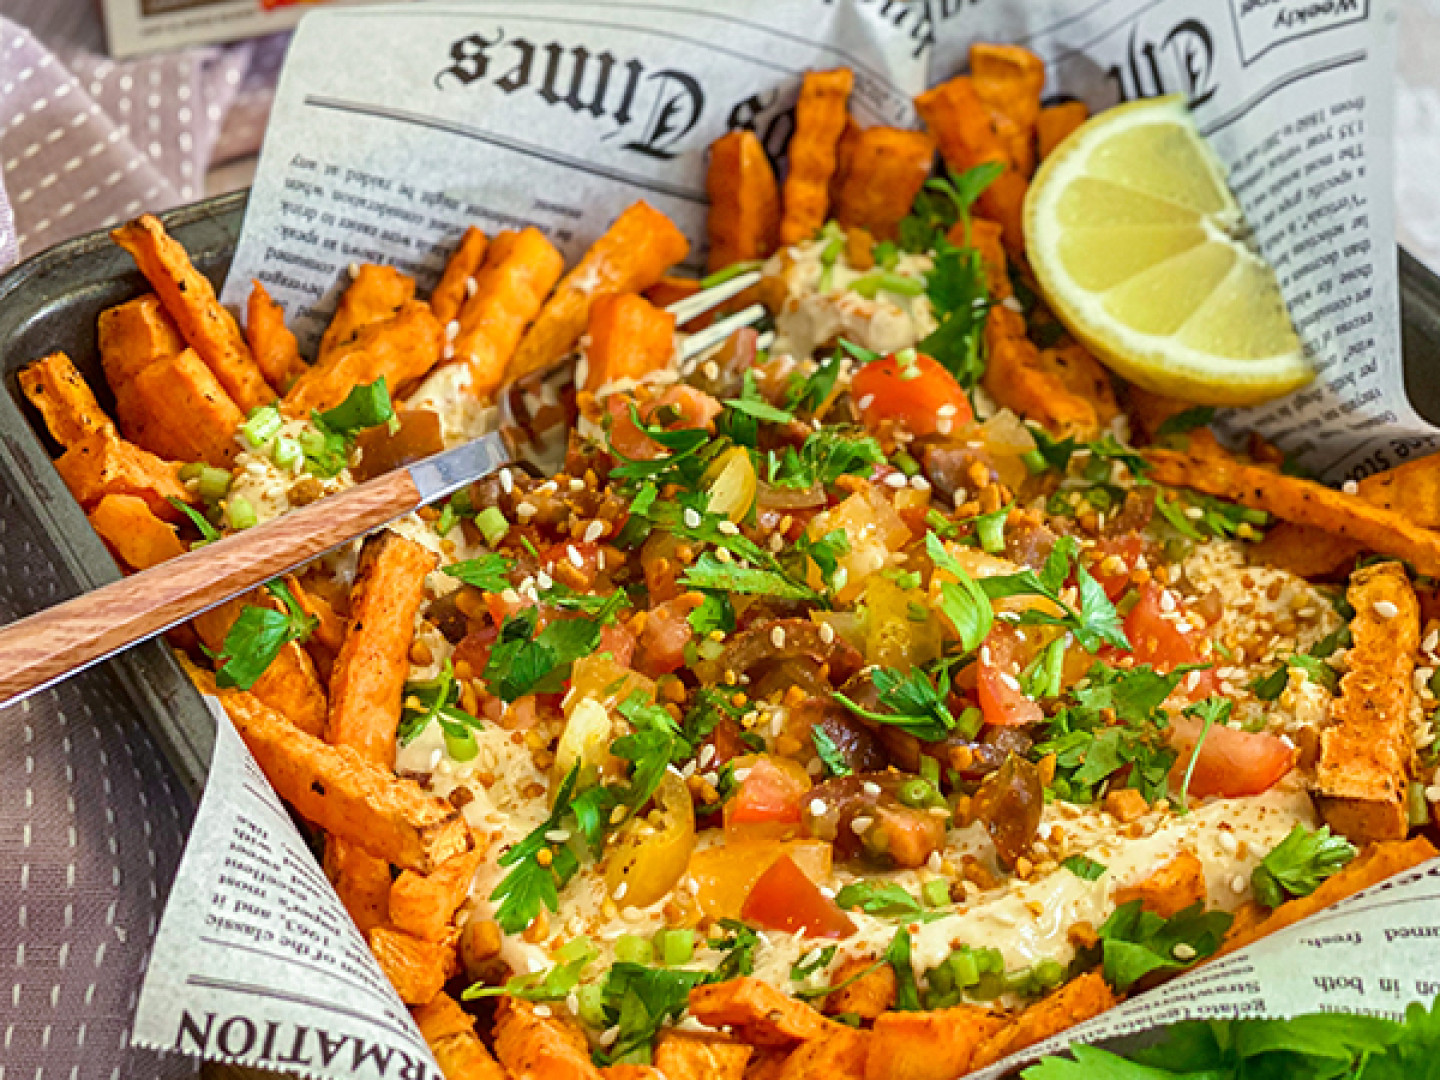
[1086,535,1146,601]
[1124,582,1217,700]
[1169,715,1295,799]
[740,854,855,938]
[977,626,1044,727]
[726,756,809,835]
[635,594,700,677]
[851,352,973,438]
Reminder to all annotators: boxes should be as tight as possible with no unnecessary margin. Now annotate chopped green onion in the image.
[956,706,984,740]
[241,405,282,449]
[317,377,393,436]
[272,436,302,471]
[921,879,951,908]
[818,223,846,294]
[575,983,607,1028]
[556,936,597,966]
[1020,449,1048,475]
[699,260,763,290]
[850,271,924,299]
[179,462,206,482]
[436,490,472,538]
[615,933,654,965]
[949,948,980,988]
[897,777,934,809]
[892,451,920,477]
[197,466,232,502]
[443,725,478,762]
[1002,967,1035,993]
[1032,959,1066,990]
[476,506,509,547]
[977,513,1006,554]
[1086,487,1114,511]
[654,928,694,966]
[873,241,900,270]
[226,495,257,531]
[1409,781,1431,827]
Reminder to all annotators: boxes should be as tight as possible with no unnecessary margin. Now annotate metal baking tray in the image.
[1,190,1438,798]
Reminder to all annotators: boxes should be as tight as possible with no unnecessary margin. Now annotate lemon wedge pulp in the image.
[1024,95,1310,406]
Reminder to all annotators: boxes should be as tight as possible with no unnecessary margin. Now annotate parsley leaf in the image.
[397,658,483,750]
[483,608,601,702]
[539,582,629,624]
[980,536,1129,653]
[212,580,317,690]
[770,428,886,491]
[680,552,821,603]
[812,725,853,778]
[885,928,922,1011]
[611,690,681,807]
[926,532,993,652]
[833,881,924,919]
[168,497,221,546]
[787,349,843,414]
[463,939,596,1002]
[1098,900,1232,991]
[711,919,760,982]
[1061,854,1108,881]
[791,945,839,982]
[597,963,711,1065]
[1175,697,1230,810]
[490,766,585,933]
[898,164,1005,253]
[688,591,735,636]
[920,239,990,387]
[1250,824,1357,909]
[724,371,794,423]
[444,552,514,592]
[1155,406,1216,439]
[835,664,957,741]
[1251,651,1340,701]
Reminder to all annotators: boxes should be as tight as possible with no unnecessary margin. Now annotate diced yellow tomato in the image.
[808,483,911,604]
[687,839,833,921]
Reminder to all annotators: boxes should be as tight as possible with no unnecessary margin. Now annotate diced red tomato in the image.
[640,530,687,605]
[1086,535,1147,601]
[1169,714,1295,799]
[452,624,499,678]
[598,625,636,668]
[739,854,855,939]
[977,625,1045,727]
[635,594,700,677]
[605,386,722,461]
[851,352,973,438]
[1123,582,1217,700]
[726,755,809,833]
[541,540,602,591]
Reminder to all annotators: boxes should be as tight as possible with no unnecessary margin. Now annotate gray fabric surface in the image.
[0,6,282,1076]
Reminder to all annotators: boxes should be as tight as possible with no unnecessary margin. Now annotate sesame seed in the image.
[1426,785,1440,802]
[1217,831,1238,855]
[583,520,606,543]
[1172,942,1197,961]
[1184,506,1205,520]
[699,744,716,768]
[446,320,461,341]
[570,477,586,493]
[348,262,361,279]
[718,520,740,535]
[819,622,836,644]
[1231,874,1247,894]
[911,475,931,491]
[769,533,785,552]
[534,1004,552,1017]
[1000,673,1022,692]
[833,569,848,590]
[937,404,958,418]
[862,781,882,797]
[858,394,876,411]
[851,816,874,835]
[703,360,720,381]
[465,277,478,298]
[927,851,943,872]
[771,626,787,648]
[716,547,734,563]
[936,416,953,436]
[515,500,538,521]
[545,829,571,843]
[499,468,514,494]
[568,544,585,569]
[1159,590,1178,613]
[1342,480,1359,494]
[884,472,908,489]
[614,882,628,900]
[1374,600,1399,619]
[684,508,702,529]
[809,798,827,817]
[536,571,553,590]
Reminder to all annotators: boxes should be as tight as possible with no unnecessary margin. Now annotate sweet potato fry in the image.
[367,926,455,1006]
[864,1004,1007,1080]
[1315,561,1419,843]
[1252,522,1362,579]
[916,75,1028,252]
[431,227,490,327]
[20,352,116,448]
[644,275,699,310]
[1358,454,1440,528]
[776,1024,867,1080]
[88,493,184,571]
[115,348,244,467]
[54,431,189,519]
[1144,442,1440,576]
[413,992,510,1080]
[246,280,307,393]
[452,226,564,398]
[654,1030,753,1080]
[833,127,937,242]
[746,1049,791,1080]
[602,1067,662,1080]
[1038,101,1089,160]
[707,129,782,273]
[111,214,274,412]
[98,294,185,387]
[284,299,444,416]
[193,593,328,739]
[510,203,688,381]
[287,572,347,682]
[320,264,417,361]
[970,971,1119,1070]
[1125,385,1197,443]
[1220,836,1438,956]
[583,293,677,391]
[214,684,471,874]
[324,839,392,932]
[1114,851,1207,918]
[779,68,854,246]
[984,336,1109,439]
[390,840,486,942]
[828,117,861,217]
[970,43,1045,177]
[822,957,895,1019]
[327,529,437,766]
[494,996,602,1080]
[688,977,835,1047]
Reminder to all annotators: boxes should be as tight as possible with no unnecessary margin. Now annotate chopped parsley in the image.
[397,659,483,756]
[812,725,853,778]
[443,552,513,592]
[483,607,601,702]
[1097,900,1232,991]
[1061,854,1108,881]
[211,579,317,691]
[898,163,1005,253]
[769,428,886,490]
[920,238,990,387]
[979,535,1130,654]
[1250,824,1357,909]
[834,663,958,742]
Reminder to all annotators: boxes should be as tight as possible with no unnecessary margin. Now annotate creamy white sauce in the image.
[405,363,499,448]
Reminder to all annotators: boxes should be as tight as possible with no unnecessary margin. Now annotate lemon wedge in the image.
[1024,96,1309,406]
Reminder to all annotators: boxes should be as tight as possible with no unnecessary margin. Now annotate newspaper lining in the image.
[136,1,1440,1076]
[100,0,396,59]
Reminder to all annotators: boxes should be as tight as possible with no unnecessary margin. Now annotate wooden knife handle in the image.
[0,468,419,707]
